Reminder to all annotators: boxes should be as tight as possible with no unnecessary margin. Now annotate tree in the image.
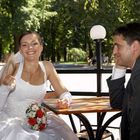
[0,0,56,56]
[1,0,140,63]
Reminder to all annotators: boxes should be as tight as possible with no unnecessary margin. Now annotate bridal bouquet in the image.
[26,102,47,131]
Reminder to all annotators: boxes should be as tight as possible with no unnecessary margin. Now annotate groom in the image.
[107,22,140,140]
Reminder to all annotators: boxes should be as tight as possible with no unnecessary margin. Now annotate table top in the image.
[43,96,121,115]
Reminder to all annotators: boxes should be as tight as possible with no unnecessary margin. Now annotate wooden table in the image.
[42,96,122,140]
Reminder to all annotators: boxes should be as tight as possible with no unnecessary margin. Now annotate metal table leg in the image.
[96,112,122,140]
[96,112,106,138]
[74,113,95,140]
[69,114,77,133]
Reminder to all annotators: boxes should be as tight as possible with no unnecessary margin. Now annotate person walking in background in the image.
[107,22,140,140]
[0,31,78,140]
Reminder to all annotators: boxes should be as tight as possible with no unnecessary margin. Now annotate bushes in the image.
[67,48,87,62]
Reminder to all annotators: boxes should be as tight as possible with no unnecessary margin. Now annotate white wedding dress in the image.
[0,62,79,140]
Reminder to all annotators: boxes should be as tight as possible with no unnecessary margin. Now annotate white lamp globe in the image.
[90,25,106,40]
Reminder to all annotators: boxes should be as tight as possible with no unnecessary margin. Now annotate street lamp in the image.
[90,25,106,40]
[90,25,106,96]
[90,25,107,136]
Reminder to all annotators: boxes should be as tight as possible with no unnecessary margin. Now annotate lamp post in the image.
[90,25,106,137]
[90,25,106,96]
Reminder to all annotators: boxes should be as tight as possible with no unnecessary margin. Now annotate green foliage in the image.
[67,48,87,62]
[0,0,56,54]
[0,0,140,62]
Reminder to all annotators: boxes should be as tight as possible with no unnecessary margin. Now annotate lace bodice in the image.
[4,62,48,119]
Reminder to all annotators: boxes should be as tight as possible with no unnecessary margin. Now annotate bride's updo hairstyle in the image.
[18,31,44,47]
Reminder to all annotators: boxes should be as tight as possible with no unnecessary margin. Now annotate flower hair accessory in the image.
[26,102,47,131]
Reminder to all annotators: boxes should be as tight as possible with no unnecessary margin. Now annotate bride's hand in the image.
[56,98,69,109]
[2,75,16,89]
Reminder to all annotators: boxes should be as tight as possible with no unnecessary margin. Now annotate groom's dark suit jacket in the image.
[107,56,140,140]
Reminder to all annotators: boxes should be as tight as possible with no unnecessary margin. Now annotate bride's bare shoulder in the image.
[42,61,56,76]
[42,61,54,69]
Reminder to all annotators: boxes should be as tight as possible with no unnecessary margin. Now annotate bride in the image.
[0,31,79,140]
